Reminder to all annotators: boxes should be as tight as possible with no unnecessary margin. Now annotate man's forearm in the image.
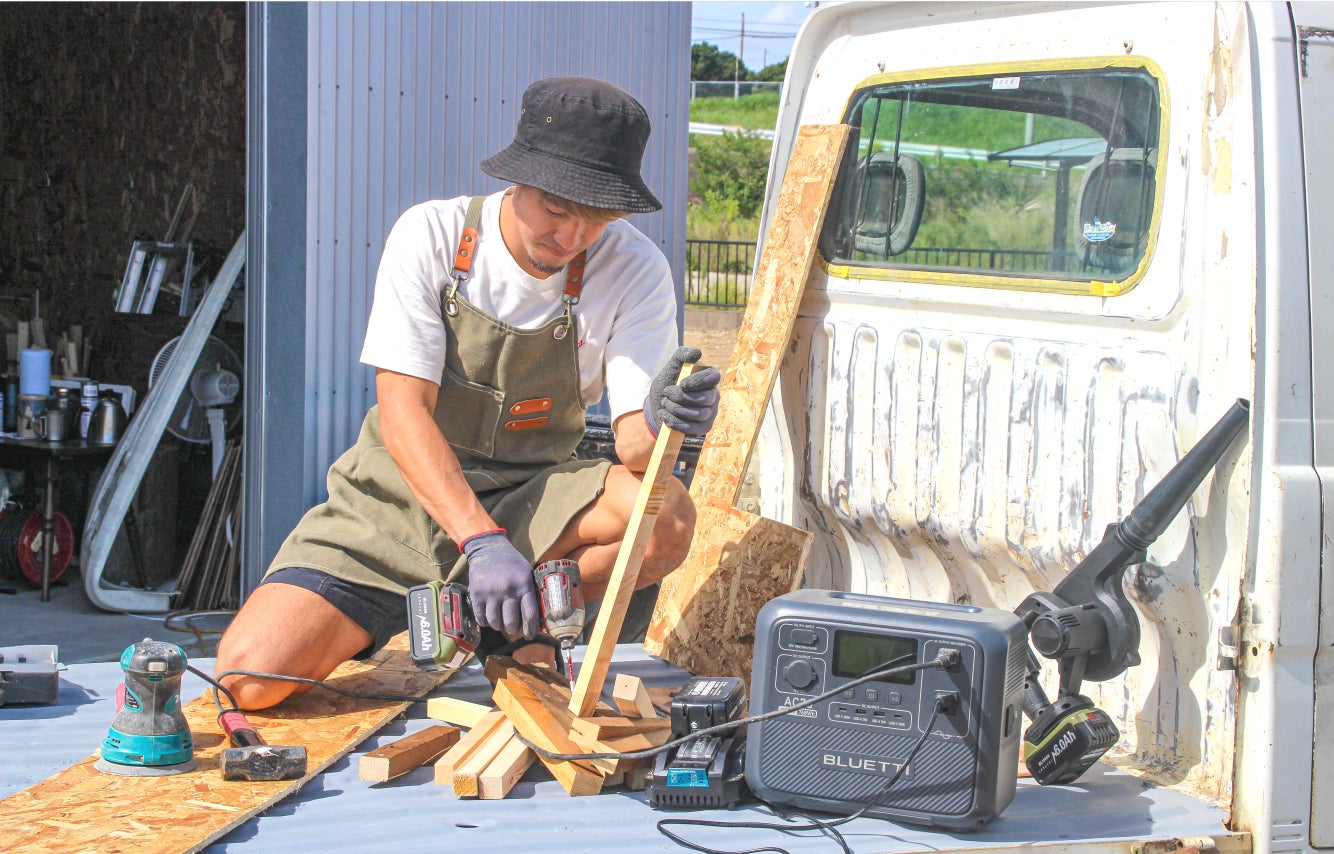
[376,370,497,544]
[612,409,658,472]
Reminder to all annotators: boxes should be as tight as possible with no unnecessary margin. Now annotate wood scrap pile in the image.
[173,439,242,609]
[358,658,676,799]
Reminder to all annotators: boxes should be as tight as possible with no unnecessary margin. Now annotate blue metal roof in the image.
[1,645,1234,852]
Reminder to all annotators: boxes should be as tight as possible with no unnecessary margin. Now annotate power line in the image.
[692,27,797,39]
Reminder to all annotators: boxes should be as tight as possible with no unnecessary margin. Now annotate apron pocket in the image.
[350,446,451,564]
[438,367,503,458]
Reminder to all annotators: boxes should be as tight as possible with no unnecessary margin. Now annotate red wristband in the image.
[458,527,507,553]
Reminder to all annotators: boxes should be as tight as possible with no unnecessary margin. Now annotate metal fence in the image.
[690,81,782,100]
[896,247,1079,272]
[684,239,754,308]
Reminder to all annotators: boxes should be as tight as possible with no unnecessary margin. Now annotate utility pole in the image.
[734,13,745,99]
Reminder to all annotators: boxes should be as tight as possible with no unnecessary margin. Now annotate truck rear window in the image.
[820,66,1163,295]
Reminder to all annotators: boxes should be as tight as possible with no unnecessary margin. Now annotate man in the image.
[216,77,720,710]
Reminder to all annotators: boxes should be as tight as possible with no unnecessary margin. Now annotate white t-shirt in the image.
[360,191,678,420]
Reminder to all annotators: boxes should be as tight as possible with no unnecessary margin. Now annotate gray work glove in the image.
[643,346,722,437]
[460,530,540,639]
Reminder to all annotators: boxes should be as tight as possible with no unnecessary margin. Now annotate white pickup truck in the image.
[753,3,1333,852]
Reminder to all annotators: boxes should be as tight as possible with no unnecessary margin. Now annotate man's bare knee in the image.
[215,639,307,711]
[641,478,696,582]
[213,581,372,711]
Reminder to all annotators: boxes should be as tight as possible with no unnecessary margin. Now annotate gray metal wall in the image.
[304,1,692,494]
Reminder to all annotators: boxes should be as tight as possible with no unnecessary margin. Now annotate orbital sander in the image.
[95,639,197,776]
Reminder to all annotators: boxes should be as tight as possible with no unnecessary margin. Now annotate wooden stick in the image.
[425,696,493,729]
[569,714,671,742]
[433,709,508,785]
[569,365,696,717]
[452,721,516,797]
[477,734,535,799]
[358,725,460,783]
[612,673,659,719]
[493,678,603,796]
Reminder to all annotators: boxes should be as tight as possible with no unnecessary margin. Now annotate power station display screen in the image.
[831,630,918,684]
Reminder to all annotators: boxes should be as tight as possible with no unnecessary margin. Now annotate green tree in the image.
[690,131,772,219]
[692,41,750,81]
[756,58,787,83]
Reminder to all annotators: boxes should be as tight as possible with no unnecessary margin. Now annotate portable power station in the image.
[746,590,1027,830]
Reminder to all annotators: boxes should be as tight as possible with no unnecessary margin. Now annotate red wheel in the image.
[15,510,74,586]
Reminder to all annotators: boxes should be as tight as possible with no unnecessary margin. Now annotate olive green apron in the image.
[266,196,610,596]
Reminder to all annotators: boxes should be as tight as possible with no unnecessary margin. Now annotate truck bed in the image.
[0,644,1243,853]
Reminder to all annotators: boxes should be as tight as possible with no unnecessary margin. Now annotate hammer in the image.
[217,710,308,782]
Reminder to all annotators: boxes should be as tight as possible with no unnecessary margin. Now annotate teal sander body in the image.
[95,639,197,776]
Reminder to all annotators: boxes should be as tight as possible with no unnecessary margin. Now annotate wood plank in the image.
[569,714,671,741]
[452,721,516,797]
[358,725,460,783]
[612,673,658,719]
[477,734,535,799]
[644,125,848,683]
[567,725,671,775]
[569,365,696,717]
[492,678,603,796]
[0,633,452,854]
[433,710,509,785]
[425,696,493,729]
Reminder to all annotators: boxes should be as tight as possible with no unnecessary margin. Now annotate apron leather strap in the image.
[445,196,487,315]
[446,194,587,333]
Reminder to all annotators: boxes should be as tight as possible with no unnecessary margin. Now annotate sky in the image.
[690,1,812,74]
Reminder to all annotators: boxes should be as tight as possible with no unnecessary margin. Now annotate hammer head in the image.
[219,744,308,782]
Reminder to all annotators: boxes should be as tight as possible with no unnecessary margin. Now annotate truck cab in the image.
[756,3,1333,851]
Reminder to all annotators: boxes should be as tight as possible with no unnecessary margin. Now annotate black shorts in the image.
[263,567,406,660]
[260,567,543,665]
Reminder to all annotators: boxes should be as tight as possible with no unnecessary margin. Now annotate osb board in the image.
[645,125,846,677]
[689,124,851,509]
[645,503,812,684]
[0,633,450,854]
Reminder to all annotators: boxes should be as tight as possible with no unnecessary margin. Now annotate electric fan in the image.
[147,335,242,476]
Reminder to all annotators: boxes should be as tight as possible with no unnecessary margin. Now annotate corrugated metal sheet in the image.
[303,1,691,499]
[0,647,1236,851]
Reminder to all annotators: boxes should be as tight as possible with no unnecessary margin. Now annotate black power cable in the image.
[654,700,948,854]
[199,651,963,854]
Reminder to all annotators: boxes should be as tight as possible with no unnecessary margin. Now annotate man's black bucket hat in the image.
[481,77,662,214]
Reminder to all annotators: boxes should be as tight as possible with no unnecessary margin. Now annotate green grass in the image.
[688,92,781,130]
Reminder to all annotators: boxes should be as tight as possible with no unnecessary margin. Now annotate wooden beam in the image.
[492,678,603,796]
[425,696,493,729]
[645,124,849,683]
[569,365,696,717]
[477,734,535,799]
[434,709,509,785]
[569,714,671,742]
[612,673,658,719]
[358,725,460,783]
[452,721,516,797]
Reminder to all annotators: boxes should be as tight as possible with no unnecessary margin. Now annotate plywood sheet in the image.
[0,633,451,854]
[689,124,851,509]
[645,125,847,678]
[646,504,812,683]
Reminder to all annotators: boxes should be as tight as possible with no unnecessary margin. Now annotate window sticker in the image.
[1083,218,1117,242]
